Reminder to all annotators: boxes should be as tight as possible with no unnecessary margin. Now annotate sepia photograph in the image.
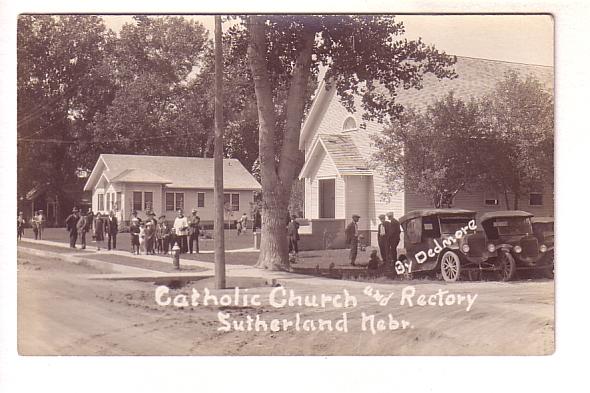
[13,13,556,357]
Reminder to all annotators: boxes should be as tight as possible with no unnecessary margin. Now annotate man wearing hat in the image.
[377,214,391,263]
[106,210,119,250]
[65,208,80,248]
[188,209,201,254]
[345,214,361,266]
[76,210,89,249]
[386,211,401,262]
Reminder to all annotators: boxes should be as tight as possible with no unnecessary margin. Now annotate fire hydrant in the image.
[172,242,181,270]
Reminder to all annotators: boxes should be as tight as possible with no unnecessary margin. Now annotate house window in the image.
[529,192,544,206]
[224,193,239,211]
[165,193,175,211]
[197,192,205,208]
[133,192,143,211]
[343,116,357,131]
[97,193,104,211]
[165,192,184,211]
[484,191,500,206]
[115,192,121,211]
[231,193,240,211]
[175,193,184,211]
[144,192,153,211]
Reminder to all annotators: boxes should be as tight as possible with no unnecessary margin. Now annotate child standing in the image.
[17,212,25,241]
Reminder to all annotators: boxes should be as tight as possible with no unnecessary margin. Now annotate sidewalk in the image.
[18,237,373,290]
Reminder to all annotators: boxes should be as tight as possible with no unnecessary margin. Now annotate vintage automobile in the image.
[397,209,498,282]
[479,211,554,280]
[531,217,555,278]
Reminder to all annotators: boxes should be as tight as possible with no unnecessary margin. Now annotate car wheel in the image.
[440,251,461,282]
[497,251,516,281]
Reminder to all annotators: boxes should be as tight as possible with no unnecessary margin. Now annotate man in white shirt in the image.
[173,209,189,253]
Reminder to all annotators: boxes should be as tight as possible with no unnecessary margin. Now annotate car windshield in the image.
[533,222,554,233]
[439,217,473,234]
[493,217,532,235]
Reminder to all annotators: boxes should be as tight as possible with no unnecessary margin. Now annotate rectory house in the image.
[84,154,261,225]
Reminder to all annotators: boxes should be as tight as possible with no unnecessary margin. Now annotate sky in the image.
[103,14,553,66]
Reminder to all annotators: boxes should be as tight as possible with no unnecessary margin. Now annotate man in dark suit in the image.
[76,211,88,249]
[387,211,401,262]
[188,209,201,254]
[377,214,390,263]
[345,214,361,266]
[106,210,118,250]
[65,208,80,248]
[287,215,300,258]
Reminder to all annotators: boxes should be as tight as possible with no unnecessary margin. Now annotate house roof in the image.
[299,134,372,178]
[300,56,554,148]
[84,154,261,191]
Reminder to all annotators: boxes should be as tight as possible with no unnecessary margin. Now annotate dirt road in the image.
[17,250,554,355]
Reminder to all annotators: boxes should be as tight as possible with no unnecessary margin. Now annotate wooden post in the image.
[214,15,226,289]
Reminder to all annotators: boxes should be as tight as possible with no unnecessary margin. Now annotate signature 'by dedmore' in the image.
[394,219,477,274]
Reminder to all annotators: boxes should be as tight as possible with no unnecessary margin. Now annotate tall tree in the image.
[373,72,554,210]
[373,93,487,207]
[17,15,115,220]
[86,16,210,165]
[240,15,457,269]
[478,71,554,209]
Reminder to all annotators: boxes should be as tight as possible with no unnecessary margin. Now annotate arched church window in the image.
[342,116,357,131]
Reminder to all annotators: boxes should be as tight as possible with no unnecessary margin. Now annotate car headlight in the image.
[514,245,522,253]
[540,244,547,253]
[461,244,470,253]
[487,244,496,253]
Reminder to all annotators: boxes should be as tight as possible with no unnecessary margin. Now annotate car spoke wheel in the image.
[440,251,461,282]
[497,252,516,281]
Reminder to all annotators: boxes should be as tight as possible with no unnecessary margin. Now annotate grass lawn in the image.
[21,227,382,271]
[22,227,257,253]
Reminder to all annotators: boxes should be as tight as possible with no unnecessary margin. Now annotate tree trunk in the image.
[247,16,316,270]
[256,187,290,269]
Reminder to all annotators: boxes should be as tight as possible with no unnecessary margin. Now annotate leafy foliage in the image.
[374,71,554,208]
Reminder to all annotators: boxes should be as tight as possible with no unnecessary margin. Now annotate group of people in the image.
[345,211,401,267]
[17,210,47,241]
[65,208,118,251]
[129,208,201,255]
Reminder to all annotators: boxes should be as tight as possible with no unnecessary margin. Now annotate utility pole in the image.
[214,15,226,289]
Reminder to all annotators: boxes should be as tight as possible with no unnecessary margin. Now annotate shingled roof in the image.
[299,134,371,178]
[84,154,261,191]
[392,56,553,112]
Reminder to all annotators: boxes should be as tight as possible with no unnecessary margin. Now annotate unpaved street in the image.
[17,251,554,355]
